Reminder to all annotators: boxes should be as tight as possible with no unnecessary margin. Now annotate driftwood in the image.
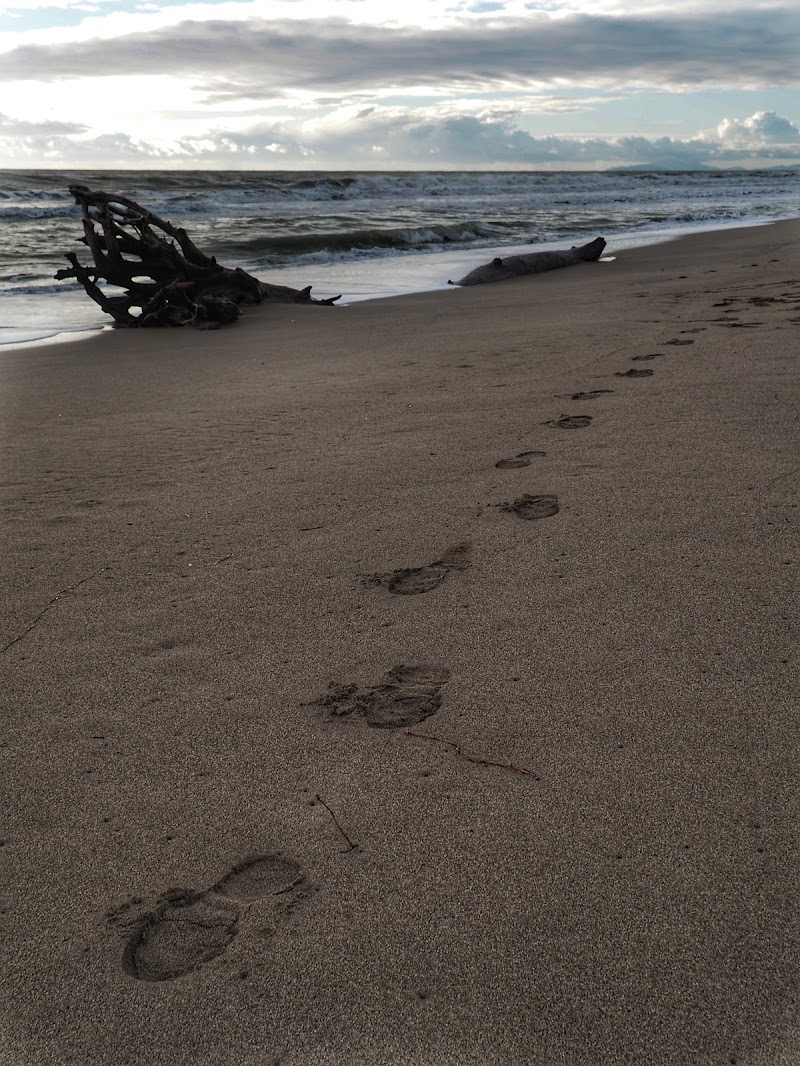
[449,237,606,287]
[55,186,340,329]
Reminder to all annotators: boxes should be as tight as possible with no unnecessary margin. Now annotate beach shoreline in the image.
[2,219,798,1065]
[1,202,795,351]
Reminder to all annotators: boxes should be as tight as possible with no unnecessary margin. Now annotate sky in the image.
[0,0,799,169]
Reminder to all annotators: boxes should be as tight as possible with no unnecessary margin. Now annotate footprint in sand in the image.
[501,494,559,521]
[116,854,306,982]
[569,390,613,400]
[545,416,592,429]
[495,450,546,469]
[614,368,653,378]
[631,354,663,361]
[311,664,450,729]
[364,541,471,595]
[665,338,694,346]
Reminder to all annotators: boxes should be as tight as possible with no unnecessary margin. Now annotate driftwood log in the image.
[449,237,606,287]
[55,186,340,329]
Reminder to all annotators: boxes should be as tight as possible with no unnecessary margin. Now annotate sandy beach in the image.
[1,220,798,1065]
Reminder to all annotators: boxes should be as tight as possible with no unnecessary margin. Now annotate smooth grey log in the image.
[449,237,606,287]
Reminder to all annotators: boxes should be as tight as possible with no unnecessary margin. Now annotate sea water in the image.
[1,168,798,347]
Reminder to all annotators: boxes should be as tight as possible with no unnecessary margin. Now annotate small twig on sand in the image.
[406,730,539,779]
[757,463,800,500]
[2,565,108,655]
[213,553,233,565]
[315,794,357,851]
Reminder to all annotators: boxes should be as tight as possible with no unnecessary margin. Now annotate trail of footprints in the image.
[115,339,671,983]
[313,346,667,720]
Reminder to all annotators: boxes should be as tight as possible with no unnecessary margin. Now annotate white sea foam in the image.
[0,324,108,350]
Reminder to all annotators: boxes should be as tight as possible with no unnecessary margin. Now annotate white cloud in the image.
[715,110,800,147]
[0,110,86,133]
[0,110,86,160]
[4,103,798,169]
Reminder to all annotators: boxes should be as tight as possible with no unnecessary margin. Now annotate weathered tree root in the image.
[55,186,340,329]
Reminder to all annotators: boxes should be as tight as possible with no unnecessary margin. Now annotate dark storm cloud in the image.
[1,9,798,94]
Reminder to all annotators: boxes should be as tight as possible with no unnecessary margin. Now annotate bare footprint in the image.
[311,664,450,730]
[501,494,559,521]
[117,854,305,982]
[545,416,592,429]
[569,390,613,400]
[665,338,694,345]
[631,354,663,361]
[364,541,470,596]
[495,450,546,469]
[614,368,653,378]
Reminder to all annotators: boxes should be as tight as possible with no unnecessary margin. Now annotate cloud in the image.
[61,106,800,166]
[0,111,177,160]
[715,109,800,147]
[2,104,799,168]
[0,111,86,134]
[231,106,800,166]
[0,111,86,160]
[1,8,798,96]
[0,110,88,159]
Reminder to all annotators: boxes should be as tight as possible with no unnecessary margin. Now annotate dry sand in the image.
[1,220,798,1066]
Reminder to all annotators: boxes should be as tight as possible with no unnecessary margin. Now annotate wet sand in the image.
[1,221,798,1065]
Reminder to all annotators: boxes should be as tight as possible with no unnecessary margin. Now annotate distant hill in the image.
[608,162,800,173]
[609,163,716,172]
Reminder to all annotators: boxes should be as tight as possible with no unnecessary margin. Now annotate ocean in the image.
[1,168,798,348]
